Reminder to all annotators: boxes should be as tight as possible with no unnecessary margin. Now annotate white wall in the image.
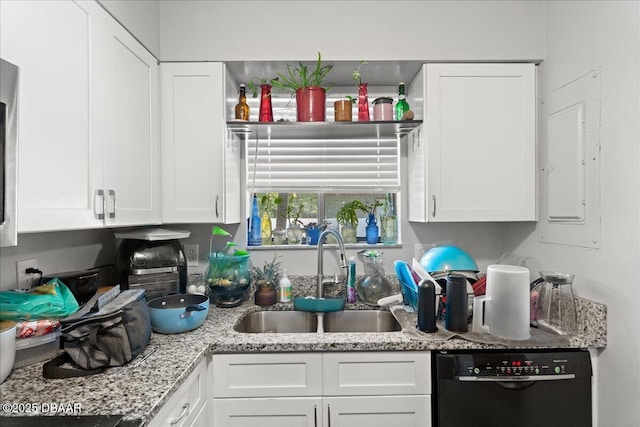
[504,1,640,425]
[98,0,161,58]
[0,229,117,290]
[159,0,545,62]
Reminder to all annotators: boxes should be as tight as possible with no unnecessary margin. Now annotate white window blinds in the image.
[247,136,400,193]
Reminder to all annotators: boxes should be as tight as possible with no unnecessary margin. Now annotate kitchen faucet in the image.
[316,228,347,299]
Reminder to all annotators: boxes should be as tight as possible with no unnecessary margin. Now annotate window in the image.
[246,128,401,244]
[256,192,398,243]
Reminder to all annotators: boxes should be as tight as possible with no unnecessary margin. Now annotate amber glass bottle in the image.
[235,84,250,120]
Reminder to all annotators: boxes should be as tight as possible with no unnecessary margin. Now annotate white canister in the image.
[372,97,393,121]
[0,321,16,384]
[472,264,531,340]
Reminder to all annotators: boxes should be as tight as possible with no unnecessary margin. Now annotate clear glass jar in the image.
[356,251,392,305]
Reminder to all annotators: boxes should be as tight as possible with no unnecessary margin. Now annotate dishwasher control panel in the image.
[463,353,574,377]
[436,350,592,380]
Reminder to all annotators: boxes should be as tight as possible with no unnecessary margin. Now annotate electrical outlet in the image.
[16,259,38,290]
[414,243,434,261]
[184,244,199,267]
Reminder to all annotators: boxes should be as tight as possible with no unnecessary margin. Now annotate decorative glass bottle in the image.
[235,84,250,121]
[394,82,410,120]
[365,213,379,245]
[260,210,272,245]
[380,195,398,244]
[248,194,261,246]
[357,83,370,121]
[258,84,273,122]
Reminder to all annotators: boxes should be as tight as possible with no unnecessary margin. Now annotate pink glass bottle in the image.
[358,83,370,121]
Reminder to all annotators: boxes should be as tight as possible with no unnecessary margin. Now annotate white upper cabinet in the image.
[1,0,104,231]
[1,0,159,232]
[98,15,160,227]
[160,62,241,224]
[408,63,536,222]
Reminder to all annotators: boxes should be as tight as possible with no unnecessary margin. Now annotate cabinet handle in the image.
[94,190,105,220]
[108,190,116,219]
[169,402,190,425]
[432,195,436,218]
[314,404,317,427]
[215,195,220,218]
[327,403,331,427]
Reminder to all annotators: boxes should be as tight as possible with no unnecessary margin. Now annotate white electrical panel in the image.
[540,68,601,248]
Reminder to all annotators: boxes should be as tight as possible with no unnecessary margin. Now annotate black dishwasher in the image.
[433,349,592,427]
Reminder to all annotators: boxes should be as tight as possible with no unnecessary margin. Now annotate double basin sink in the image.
[234,310,402,334]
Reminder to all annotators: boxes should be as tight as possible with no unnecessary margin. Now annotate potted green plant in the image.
[283,194,305,244]
[271,52,333,122]
[336,200,366,243]
[334,96,355,122]
[251,255,282,306]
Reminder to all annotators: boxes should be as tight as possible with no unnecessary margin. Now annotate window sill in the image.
[248,243,402,251]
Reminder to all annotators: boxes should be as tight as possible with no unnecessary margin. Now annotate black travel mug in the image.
[417,279,438,333]
[445,273,468,333]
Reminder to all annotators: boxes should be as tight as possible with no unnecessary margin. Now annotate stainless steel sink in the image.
[323,310,402,333]
[234,311,318,333]
[234,310,402,334]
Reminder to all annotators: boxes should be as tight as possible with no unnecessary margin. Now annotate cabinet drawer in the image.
[212,353,323,398]
[325,395,431,427]
[323,351,431,396]
[148,356,209,427]
[213,397,322,426]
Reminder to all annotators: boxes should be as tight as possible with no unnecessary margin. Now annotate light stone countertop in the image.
[0,275,607,425]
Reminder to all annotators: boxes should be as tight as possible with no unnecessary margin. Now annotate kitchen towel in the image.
[391,305,570,346]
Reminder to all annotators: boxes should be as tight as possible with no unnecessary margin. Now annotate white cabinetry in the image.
[0,0,158,232]
[407,63,536,222]
[212,352,431,427]
[160,63,241,224]
[149,355,211,427]
[97,14,159,227]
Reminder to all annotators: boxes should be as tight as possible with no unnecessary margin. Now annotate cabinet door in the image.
[160,62,240,224]
[213,397,322,427]
[0,0,105,231]
[324,396,431,427]
[100,17,159,226]
[425,63,536,222]
[148,356,210,427]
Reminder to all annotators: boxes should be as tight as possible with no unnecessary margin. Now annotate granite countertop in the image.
[0,276,607,425]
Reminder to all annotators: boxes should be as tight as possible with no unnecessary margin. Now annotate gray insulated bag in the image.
[43,289,151,378]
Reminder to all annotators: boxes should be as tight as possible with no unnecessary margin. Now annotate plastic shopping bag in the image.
[0,278,80,321]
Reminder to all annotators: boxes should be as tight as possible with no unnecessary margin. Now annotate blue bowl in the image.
[419,246,479,274]
[147,294,209,334]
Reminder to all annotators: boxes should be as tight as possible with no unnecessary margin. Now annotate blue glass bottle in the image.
[248,194,262,246]
[365,213,379,245]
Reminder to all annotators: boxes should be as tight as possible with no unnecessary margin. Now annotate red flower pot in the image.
[295,86,326,122]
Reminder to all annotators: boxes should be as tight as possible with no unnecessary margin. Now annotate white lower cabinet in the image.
[149,355,211,427]
[211,352,431,427]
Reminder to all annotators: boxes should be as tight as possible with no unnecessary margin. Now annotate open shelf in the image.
[227,120,422,140]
